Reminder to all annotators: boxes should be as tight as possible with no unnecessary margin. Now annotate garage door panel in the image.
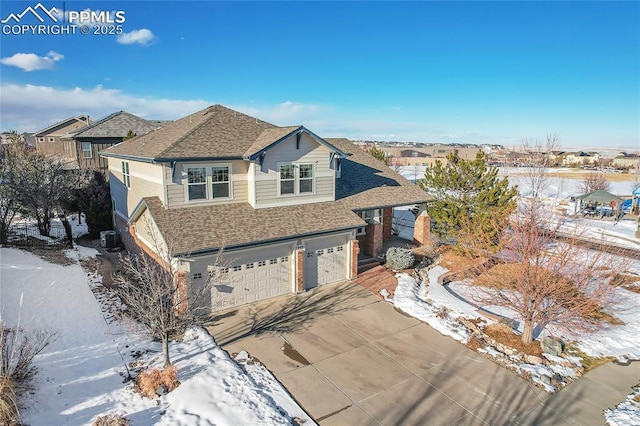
[212,251,291,310]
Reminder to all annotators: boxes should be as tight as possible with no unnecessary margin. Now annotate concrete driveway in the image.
[206,281,634,425]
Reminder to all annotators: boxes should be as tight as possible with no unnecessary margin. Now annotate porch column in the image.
[382,208,393,241]
[366,221,384,257]
[413,211,431,246]
[295,248,305,292]
[349,239,360,279]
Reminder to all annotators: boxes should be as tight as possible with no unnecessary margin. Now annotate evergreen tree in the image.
[368,146,389,165]
[420,151,517,245]
[77,171,113,238]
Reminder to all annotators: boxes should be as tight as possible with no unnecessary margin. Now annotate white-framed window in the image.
[211,166,230,199]
[187,167,207,201]
[299,164,313,193]
[48,137,55,142]
[279,164,295,195]
[278,163,314,196]
[38,137,44,143]
[122,161,131,188]
[185,164,232,202]
[257,260,266,267]
[81,142,92,158]
[232,265,242,272]
[356,209,382,235]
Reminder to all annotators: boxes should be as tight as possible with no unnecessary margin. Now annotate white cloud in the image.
[232,101,324,124]
[0,51,64,71]
[0,83,209,131]
[117,28,155,45]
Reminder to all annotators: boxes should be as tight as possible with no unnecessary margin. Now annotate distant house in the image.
[62,111,166,172]
[612,152,640,170]
[101,105,428,312]
[562,151,600,167]
[33,115,92,166]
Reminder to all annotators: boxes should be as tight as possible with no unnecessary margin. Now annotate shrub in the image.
[0,377,19,425]
[135,366,179,398]
[93,414,130,426]
[385,247,415,270]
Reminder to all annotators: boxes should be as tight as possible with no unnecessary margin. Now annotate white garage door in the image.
[213,255,291,310]
[304,244,347,290]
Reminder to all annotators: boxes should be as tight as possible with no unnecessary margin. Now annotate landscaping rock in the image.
[155,385,168,396]
[541,336,564,356]
[525,355,544,364]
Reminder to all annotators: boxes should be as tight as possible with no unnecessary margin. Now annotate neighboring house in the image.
[612,152,640,170]
[64,111,165,171]
[33,115,92,166]
[562,151,600,166]
[101,105,429,312]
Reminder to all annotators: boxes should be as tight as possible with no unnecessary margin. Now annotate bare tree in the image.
[520,134,560,199]
[580,171,611,193]
[467,203,622,344]
[0,141,23,244]
[113,216,224,367]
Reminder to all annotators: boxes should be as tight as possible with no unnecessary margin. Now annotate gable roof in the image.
[328,138,430,210]
[34,115,91,137]
[575,189,623,204]
[135,196,364,256]
[101,105,345,161]
[70,111,161,139]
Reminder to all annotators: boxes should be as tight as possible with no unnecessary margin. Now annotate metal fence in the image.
[5,222,72,249]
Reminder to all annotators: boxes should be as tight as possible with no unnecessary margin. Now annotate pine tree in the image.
[420,151,518,245]
[368,146,389,165]
[77,171,113,238]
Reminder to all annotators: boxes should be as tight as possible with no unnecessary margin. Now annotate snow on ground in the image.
[605,385,640,426]
[0,247,313,425]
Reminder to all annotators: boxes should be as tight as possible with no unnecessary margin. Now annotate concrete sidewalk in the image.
[207,281,639,425]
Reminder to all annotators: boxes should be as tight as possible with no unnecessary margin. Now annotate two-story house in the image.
[101,105,429,312]
[33,115,92,166]
[63,111,165,172]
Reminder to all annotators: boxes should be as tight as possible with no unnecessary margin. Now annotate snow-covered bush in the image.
[385,247,415,270]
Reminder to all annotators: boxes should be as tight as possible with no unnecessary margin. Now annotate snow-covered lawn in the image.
[0,247,313,425]
[606,385,640,426]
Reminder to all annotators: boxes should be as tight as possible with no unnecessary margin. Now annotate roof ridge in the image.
[34,115,91,135]
[155,105,220,158]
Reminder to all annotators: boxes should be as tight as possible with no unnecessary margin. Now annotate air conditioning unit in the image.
[100,230,118,249]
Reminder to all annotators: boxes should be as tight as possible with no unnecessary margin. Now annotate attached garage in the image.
[303,235,349,290]
[208,244,293,311]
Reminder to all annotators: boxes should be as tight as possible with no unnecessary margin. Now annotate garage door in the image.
[304,244,347,290]
[213,255,291,310]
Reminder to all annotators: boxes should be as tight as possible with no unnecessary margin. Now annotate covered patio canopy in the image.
[575,189,623,204]
[574,189,624,215]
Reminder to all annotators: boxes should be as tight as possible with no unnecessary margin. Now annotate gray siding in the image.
[253,133,335,208]
[166,160,248,208]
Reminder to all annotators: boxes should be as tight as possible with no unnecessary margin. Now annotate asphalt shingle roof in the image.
[140,197,364,255]
[103,105,280,160]
[72,111,161,139]
[328,138,429,211]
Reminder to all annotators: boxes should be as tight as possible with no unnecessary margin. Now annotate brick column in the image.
[382,208,393,242]
[295,248,305,292]
[366,222,384,257]
[413,211,431,246]
[349,239,360,279]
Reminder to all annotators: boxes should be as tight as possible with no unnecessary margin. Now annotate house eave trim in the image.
[175,225,361,257]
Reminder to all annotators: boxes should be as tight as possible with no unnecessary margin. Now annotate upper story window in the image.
[211,166,230,198]
[186,164,232,202]
[278,163,314,196]
[122,161,131,188]
[38,137,44,143]
[279,165,295,195]
[48,137,55,142]
[81,142,92,158]
[299,164,313,193]
[187,167,207,200]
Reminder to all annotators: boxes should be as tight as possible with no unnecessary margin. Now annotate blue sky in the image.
[1,1,638,149]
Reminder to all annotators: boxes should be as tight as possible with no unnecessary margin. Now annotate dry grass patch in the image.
[565,345,616,372]
[483,323,543,357]
[93,414,130,426]
[609,272,640,294]
[440,247,480,272]
[0,377,19,425]
[135,366,180,398]
[23,247,75,266]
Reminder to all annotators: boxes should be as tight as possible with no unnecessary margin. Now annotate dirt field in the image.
[507,169,637,182]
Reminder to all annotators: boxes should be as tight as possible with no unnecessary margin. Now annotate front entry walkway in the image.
[206,281,555,425]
